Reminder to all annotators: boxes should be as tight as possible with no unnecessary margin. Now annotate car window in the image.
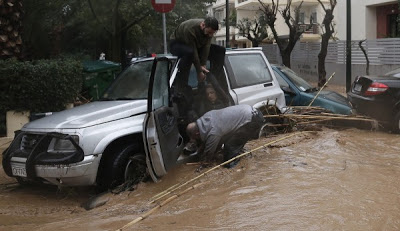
[101,60,153,100]
[273,69,289,88]
[187,61,211,88]
[226,53,272,88]
[151,60,170,109]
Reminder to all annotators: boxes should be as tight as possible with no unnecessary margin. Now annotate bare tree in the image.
[258,0,310,68]
[236,15,271,47]
[317,0,337,87]
[358,40,370,75]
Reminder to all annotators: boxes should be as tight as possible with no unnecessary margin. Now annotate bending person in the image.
[186,104,264,168]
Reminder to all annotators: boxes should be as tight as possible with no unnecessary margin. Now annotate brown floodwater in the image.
[1,127,400,231]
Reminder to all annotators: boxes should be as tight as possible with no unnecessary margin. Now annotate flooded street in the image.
[1,127,400,230]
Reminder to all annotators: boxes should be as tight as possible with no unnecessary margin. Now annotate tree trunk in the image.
[0,0,24,60]
[282,50,291,68]
[316,1,336,87]
[252,40,259,47]
[318,35,329,87]
[109,31,123,62]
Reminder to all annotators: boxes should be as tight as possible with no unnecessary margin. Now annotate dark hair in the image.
[205,83,215,91]
[204,17,219,30]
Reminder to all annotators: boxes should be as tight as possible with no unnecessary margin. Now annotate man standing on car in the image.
[170,17,226,84]
[186,104,265,168]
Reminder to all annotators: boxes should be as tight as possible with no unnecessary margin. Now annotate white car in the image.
[3,48,286,191]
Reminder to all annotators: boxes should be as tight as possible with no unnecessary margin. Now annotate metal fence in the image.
[261,38,400,85]
[262,37,400,65]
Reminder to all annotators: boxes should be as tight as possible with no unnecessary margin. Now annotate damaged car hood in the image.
[23,100,147,129]
[310,90,351,107]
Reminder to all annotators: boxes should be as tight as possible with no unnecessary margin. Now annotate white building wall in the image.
[335,0,396,40]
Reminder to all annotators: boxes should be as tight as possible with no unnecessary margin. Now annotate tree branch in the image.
[317,0,327,12]
[87,0,112,35]
[120,9,152,33]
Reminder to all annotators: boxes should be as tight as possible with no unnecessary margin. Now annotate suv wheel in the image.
[96,144,146,192]
[124,154,146,184]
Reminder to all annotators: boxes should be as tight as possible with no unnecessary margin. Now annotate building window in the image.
[214,10,224,23]
[311,12,317,24]
[388,14,400,37]
[299,12,305,24]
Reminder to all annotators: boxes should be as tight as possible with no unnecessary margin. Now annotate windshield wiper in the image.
[115,97,135,100]
[305,87,319,93]
[98,98,116,101]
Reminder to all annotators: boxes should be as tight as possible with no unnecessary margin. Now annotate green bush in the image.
[0,58,83,113]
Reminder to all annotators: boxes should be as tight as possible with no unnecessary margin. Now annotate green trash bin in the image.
[82,60,121,101]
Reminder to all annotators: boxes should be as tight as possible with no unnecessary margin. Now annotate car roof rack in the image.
[226,47,262,51]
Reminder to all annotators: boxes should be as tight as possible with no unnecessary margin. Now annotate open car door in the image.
[143,57,184,182]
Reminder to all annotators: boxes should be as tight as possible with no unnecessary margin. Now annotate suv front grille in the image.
[21,134,44,152]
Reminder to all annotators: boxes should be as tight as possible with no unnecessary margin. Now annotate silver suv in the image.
[3,48,286,190]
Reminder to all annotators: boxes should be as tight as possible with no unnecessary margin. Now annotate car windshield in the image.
[100,60,153,100]
[277,66,316,92]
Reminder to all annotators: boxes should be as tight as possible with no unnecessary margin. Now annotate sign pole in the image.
[151,0,176,54]
[346,0,352,92]
[163,13,167,54]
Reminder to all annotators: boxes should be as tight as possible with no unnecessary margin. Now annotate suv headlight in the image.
[47,135,79,153]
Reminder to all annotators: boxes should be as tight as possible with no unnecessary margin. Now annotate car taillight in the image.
[364,82,388,96]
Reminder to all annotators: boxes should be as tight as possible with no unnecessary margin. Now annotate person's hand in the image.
[198,72,206,82]
[201,65,209,74]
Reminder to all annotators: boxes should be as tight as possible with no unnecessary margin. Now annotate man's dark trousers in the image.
[170,41,226,84]
[223,108,265,164]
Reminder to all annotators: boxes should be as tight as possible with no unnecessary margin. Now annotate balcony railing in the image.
[298,23,319,34]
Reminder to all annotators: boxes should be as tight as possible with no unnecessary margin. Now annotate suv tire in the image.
[96,144,145,192]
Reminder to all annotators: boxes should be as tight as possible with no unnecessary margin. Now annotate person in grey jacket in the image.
[186,104,264,168]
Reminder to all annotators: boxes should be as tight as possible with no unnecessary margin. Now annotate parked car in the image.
[271,64,353,115]
[2,48,287,191]
[347,68,400,131]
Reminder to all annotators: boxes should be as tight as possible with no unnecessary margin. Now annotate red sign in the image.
[151,0,176,13]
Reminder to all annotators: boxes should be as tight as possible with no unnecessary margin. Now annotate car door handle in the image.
[264,83,273,87]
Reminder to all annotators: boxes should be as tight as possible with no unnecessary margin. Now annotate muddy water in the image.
[1,128,400,230]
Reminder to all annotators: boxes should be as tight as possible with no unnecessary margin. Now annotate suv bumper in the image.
[9,154,101,186]
[3,132,100,186]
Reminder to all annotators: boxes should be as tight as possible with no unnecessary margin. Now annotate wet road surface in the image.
[0,127,399,230]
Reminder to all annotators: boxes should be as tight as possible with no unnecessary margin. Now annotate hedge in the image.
[0,58,83,113]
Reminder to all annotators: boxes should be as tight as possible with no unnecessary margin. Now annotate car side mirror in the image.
[281,86,296,95]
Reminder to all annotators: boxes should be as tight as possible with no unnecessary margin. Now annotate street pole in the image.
[346,0,352,92]
[163,13,167,54]
[226,0,230,48]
